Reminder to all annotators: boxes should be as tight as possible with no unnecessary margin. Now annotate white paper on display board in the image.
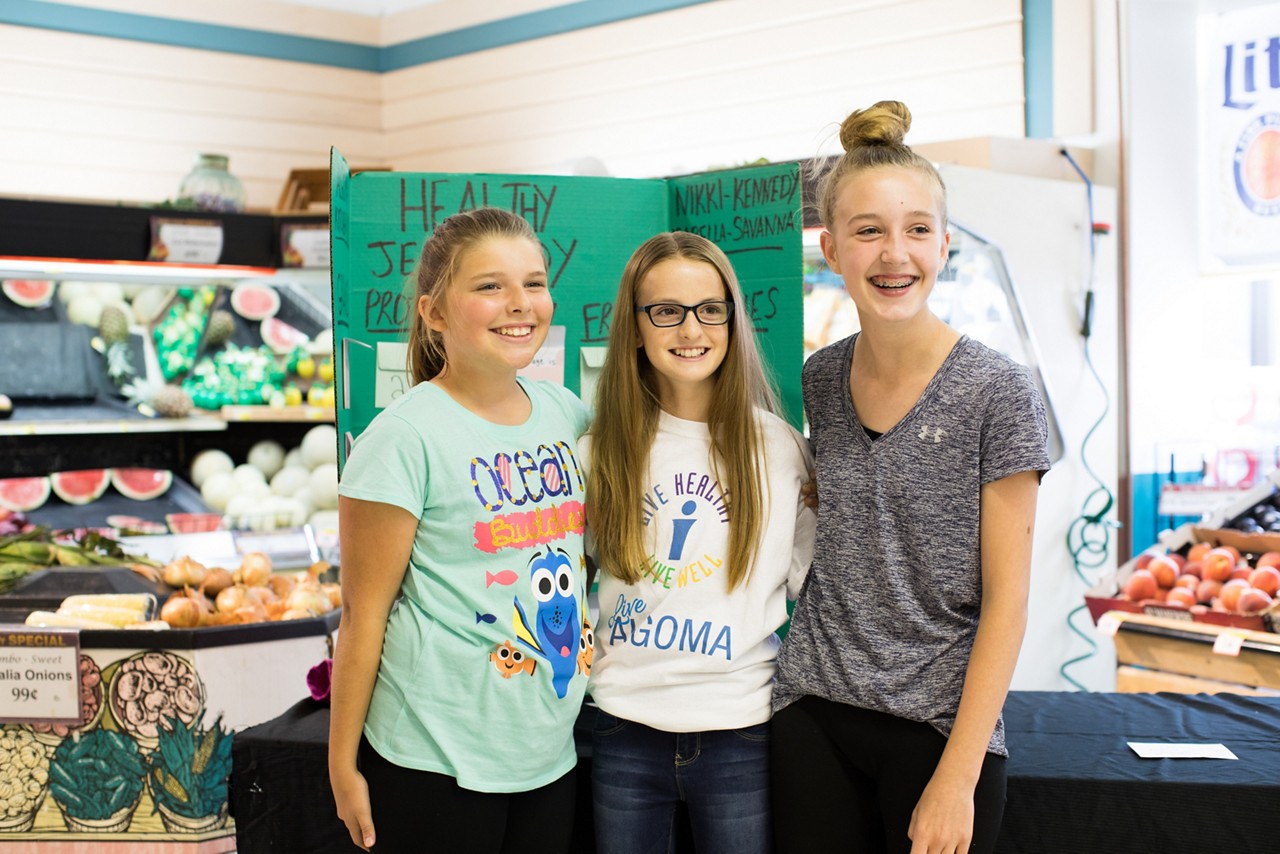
[1200,5,1280,268]
[517,325,565,385]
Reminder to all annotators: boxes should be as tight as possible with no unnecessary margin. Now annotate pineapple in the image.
[98,305,129,345]
[204,309,235,347]
[104,341,136,389]
[152,384,194,419]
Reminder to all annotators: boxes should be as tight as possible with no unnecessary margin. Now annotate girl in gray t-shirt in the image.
[771,101,1049,854]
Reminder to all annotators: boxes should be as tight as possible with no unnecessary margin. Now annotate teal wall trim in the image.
[1,0,720,72]
[1,0,379,70]
[1022,0,1053,138]
[382,0,720,71]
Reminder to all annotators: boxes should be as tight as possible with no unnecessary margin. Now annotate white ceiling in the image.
[271,0,445,16]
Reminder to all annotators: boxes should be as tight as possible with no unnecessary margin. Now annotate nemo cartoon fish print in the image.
[490,640,536,678]
[512,548,579,699]
[577,613,594,676]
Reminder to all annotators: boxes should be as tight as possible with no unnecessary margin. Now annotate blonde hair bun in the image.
[839,100,912,151]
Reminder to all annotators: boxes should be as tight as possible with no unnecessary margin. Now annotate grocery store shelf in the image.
[0,255,330,289]
[220,405,335,423]
[0,417,226,437]
[0,402,226,437]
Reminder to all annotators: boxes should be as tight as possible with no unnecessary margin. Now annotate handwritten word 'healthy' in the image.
[398,178,558,233]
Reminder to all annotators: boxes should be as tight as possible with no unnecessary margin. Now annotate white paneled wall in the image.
[382,0,1027,177]
[0,0,1026,207]
[0,21,381,208]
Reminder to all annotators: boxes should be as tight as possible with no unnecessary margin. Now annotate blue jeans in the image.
[591,710,773,854]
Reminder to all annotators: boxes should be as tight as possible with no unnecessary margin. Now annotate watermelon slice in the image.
[261,317,311,355]
[106,514,169,535]
[230,283,280,321]
[0,477,51,512]
[111,468,173,501]
[2,280,55,308]
[50,470,111,505]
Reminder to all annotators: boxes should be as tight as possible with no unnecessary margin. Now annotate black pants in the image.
[359,737,576,853]
[770,696,1006,854]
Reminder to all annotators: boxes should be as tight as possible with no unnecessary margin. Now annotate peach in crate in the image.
[166,513,223,534]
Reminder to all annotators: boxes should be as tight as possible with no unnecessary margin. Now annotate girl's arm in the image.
[329,495,418,851]
[907,469,1040,854]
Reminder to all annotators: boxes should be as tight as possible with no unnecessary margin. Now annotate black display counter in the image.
[232,691,1280,853]
[997,690,1277,853]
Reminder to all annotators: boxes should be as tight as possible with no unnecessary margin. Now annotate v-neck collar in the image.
[842,332,969,448]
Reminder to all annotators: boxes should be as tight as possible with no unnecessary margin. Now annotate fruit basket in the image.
[1085,523,1280,633]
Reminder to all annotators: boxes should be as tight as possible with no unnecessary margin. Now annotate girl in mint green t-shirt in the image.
[329,208,591,852]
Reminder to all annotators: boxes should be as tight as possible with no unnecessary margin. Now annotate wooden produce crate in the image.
[1111,611,1280,694]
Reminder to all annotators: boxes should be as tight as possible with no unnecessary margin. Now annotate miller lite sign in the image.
[1202,6,1280,267]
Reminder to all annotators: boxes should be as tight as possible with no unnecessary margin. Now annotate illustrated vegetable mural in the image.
[0,726,50,832]
[148,712,233,831]
[49,729,145,830]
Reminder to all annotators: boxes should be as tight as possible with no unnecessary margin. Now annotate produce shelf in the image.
[219,405,334,423]
[0,406,226,437]
[24,476,210,531]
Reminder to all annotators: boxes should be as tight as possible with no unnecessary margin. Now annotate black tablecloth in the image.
[231,698,599,853]
[997,691,1280,853]
[234,692,1280,853]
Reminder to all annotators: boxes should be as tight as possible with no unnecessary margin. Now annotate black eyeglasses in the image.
[635,301,734,327]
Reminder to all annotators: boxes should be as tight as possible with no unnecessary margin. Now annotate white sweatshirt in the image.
[584,408,816,732]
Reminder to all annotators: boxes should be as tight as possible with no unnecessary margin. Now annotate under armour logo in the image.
[918,425,947,443]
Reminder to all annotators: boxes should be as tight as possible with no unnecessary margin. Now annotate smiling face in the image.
[420,235,551,377]
[635,257,730,411]
[820,165,950,328]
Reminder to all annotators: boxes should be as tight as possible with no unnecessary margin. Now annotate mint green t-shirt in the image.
[338,378,591,792]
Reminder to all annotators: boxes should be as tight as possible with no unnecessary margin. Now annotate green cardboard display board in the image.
[330,148,802,469]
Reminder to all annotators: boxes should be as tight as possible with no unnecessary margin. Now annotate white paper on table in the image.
[1127,742,1238,759]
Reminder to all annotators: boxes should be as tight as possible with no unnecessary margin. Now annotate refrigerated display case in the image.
[801,222,1066,463]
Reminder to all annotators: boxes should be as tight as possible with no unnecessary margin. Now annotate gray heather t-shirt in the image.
[774,333,1050,756]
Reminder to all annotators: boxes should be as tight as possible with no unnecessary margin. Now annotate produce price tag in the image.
[1156,484,1251,517]
[374,341,411,408]
[281,224,330,268]
[1212,630,1246,656]
[148,217,224,264]
[0,627,81,723]
[233,527,318,570]
[1097,612,1124,637]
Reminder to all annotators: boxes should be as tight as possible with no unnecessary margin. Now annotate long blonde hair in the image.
[405,208,541,385]
[588,232,780,589]
[815,100,948,230]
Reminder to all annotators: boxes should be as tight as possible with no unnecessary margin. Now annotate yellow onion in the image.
[215,584,251,614]
[247,586,278,607]
[160,595,201,628]
[162,555,208,589]
[199,566,234,597]
[236,552,273,587]
[268,573,296,599]
[281,608,315,620]
[285,586,333,614]
[322,583,342,609]
[233,603,267,624]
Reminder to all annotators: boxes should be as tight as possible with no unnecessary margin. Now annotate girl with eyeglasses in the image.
[583,231,816,854]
